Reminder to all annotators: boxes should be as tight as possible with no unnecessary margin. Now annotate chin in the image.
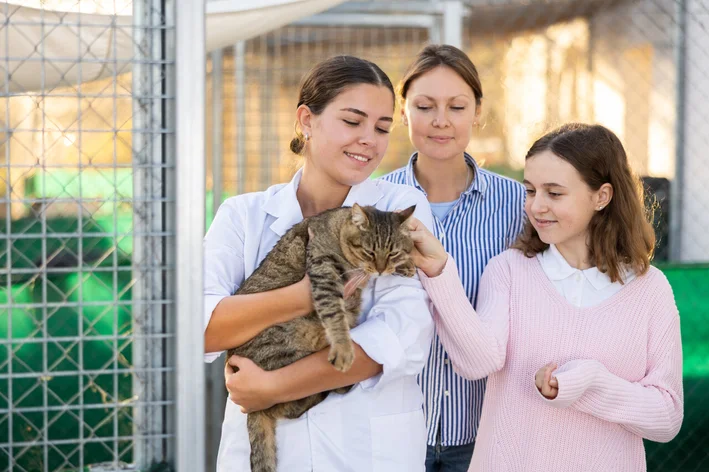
[420,147,460,162]
[534,230,558,246]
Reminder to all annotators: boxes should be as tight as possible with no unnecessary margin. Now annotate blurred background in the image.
[1,0,707,471]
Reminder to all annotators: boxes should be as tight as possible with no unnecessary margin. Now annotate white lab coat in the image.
[203,169,435,472]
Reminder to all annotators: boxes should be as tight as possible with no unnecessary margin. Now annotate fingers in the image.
[408,229,425,242]
[406,216,423,231]
[536,362,559,399]
[535,368,544,390]
[227,354,241,368]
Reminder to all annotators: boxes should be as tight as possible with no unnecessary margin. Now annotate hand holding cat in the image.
[535,362,559,399]
[225,355,281,413]
[405,216,448,278]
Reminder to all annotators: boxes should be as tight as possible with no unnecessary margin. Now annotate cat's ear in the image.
[351,204,369,229]
[307,226,315,241]
[396,205,416,224]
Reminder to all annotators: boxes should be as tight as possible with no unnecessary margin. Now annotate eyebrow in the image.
[413,94,471,101]
[340,107,393,122]
[522,180,567,188]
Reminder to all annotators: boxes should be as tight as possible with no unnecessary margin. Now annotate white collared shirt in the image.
[203,169,435,472]
[536,244,636,308]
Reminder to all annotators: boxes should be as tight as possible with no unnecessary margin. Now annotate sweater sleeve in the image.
[418,253,512,380]
[543,281,684,443]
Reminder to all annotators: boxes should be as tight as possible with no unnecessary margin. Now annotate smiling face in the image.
[302,84,394,187]
[402,65,479,163]
[523,150,601,252]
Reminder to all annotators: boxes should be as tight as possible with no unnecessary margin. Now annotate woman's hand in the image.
[406,216,448,277]
[225,355,283,413]
[535,362,559,400]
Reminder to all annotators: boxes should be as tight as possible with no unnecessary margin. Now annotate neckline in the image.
[526,251,650,313]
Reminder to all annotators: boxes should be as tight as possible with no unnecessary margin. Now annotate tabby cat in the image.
[227,203,417,472]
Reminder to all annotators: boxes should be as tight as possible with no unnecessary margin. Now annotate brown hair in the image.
[512,123,656,282]
[398,44,483,107]
[290,55,395,155]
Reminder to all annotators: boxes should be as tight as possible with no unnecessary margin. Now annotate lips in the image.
[345,151,372,164]
[534,218,557,228]
[429,136,453,143]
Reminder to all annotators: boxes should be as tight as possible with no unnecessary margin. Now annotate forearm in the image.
[550,360,683,443]
[204,280,311,353]
[421,256,509,380]
[274,344,382,403]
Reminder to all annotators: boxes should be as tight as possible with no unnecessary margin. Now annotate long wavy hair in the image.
[512,123,656,282]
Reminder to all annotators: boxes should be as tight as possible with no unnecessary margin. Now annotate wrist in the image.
[425,254,448,278]
[268,369,290,404]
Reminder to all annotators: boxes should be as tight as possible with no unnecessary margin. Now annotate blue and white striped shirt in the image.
[380,152,526,446]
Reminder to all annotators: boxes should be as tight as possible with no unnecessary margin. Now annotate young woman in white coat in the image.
[203,55,435,471]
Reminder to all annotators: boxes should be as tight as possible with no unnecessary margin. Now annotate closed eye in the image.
[390,252,404,262]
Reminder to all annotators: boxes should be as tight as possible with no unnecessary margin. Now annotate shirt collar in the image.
[540,244,631,290]
[404,152,489,198]
[261,168,385,236]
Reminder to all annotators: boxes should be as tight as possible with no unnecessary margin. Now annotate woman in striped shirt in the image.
[380,44,526,472]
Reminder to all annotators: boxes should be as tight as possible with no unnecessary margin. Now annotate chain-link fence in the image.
[1,1,177,470]
[206,0,709,470]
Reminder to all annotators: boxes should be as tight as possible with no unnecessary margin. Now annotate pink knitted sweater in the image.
[418,249,683,472]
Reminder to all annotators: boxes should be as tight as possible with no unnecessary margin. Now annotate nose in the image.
[375,258,387,274]
[433,109,450,128]
[359,128,376,147]
[529,195,547,214]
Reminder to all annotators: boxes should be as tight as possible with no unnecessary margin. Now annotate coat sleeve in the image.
[350,188,435,389]
[202,199,246,363]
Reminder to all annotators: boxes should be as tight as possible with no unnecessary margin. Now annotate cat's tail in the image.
[247,411,277,472]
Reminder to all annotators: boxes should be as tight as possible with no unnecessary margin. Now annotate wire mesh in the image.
[1,1,175,471]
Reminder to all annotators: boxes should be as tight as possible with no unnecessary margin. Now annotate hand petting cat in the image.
[405,216,448,278]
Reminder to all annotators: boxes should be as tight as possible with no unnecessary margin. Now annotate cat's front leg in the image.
[306,255,355,372]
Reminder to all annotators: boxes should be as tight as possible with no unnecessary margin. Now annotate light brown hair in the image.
[398,44,483,107]
[513,123,656,282]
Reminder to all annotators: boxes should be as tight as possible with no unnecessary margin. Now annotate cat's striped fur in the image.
[226,203,417,472]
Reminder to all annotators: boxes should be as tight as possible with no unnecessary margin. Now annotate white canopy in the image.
[2,0,346,92]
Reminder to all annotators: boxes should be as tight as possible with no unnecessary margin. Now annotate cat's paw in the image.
[328,342,355,372]
[397,261,417,277]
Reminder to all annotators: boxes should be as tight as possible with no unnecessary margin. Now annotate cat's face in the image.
[340,204,417,277]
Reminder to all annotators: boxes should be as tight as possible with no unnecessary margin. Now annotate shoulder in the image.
[637,266,678,308]
[368,179,433,232]
[478,168,526,201]
[375,179,426,205]
[208,183,287,235]
[378,166,409,185]
[486,248,533,272]
[219,183,286,215]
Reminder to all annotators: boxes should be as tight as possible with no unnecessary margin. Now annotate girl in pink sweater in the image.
[407,123,683,471]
